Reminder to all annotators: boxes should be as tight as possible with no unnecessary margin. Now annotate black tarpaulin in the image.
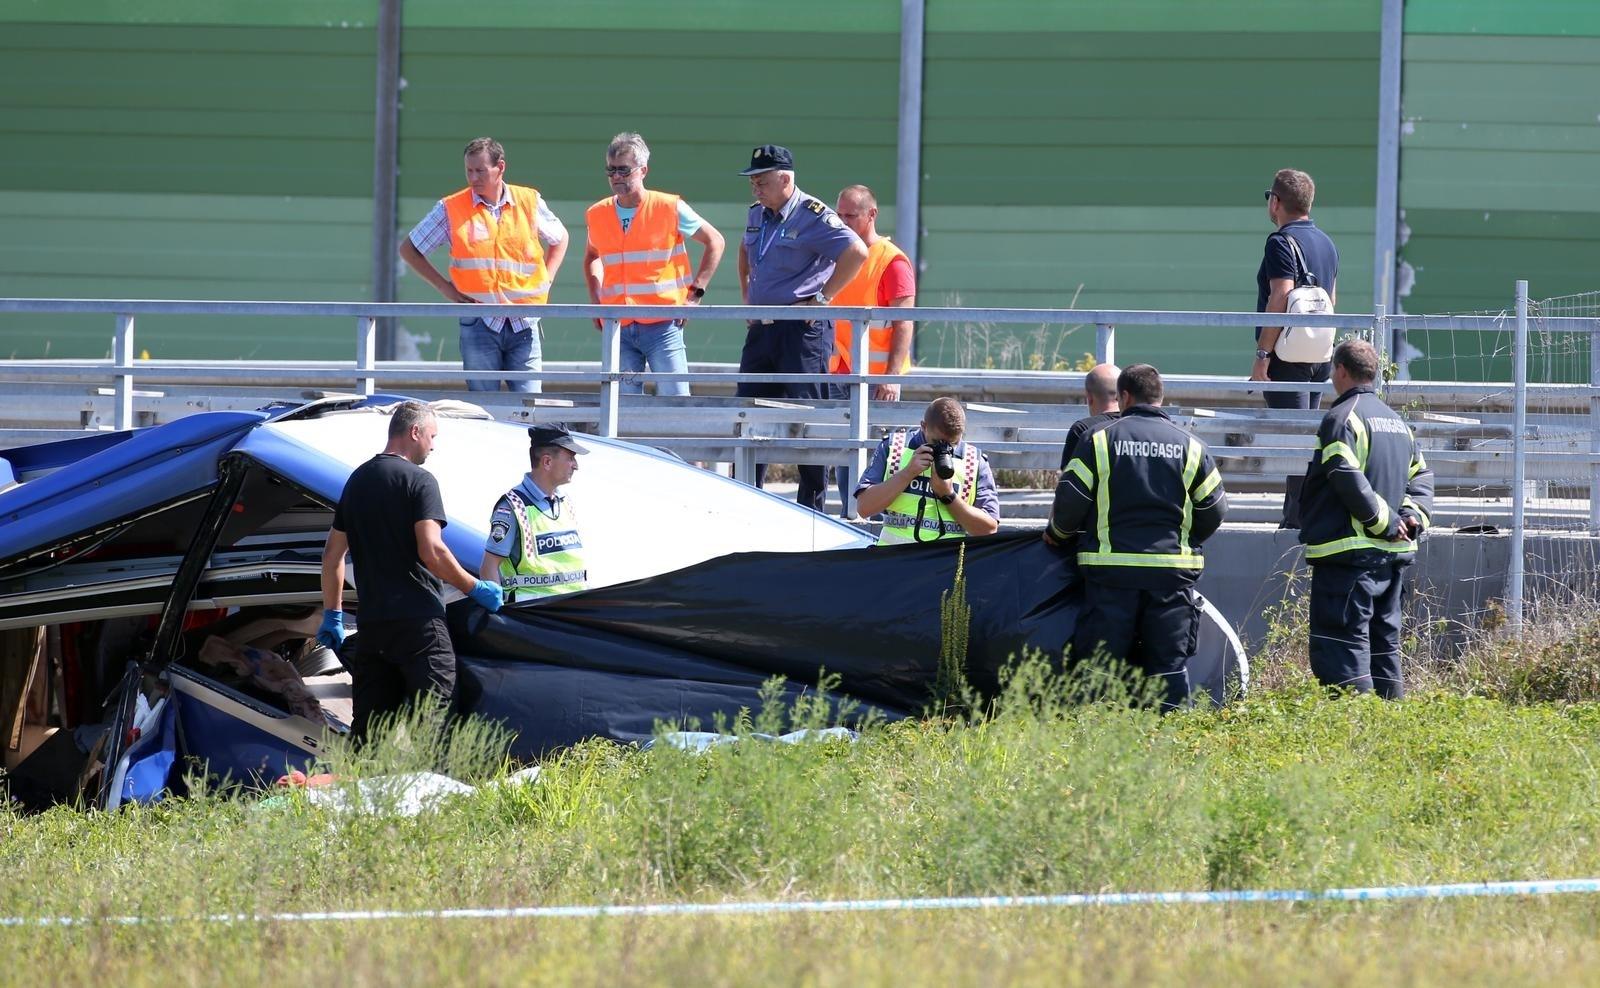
[449,533,1243,757]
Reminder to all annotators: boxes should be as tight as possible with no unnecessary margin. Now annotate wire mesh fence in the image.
[1388,287,1600,664]
[1524,290,1600,614]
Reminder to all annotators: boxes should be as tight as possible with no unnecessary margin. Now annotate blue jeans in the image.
[460,317,541,393]
[619,320,690,397]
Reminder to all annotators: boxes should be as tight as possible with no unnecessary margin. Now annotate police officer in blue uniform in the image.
[736,145,868,511]
[480,425,590,602]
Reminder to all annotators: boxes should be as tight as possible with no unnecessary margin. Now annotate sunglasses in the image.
[1263,190,1277,202]
[605,165,639,177]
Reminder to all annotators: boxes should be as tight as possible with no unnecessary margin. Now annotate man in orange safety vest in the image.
[583,132,726,397]
[830,184,916,515]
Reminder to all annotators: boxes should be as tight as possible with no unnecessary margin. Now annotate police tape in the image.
[6,878,1600,928]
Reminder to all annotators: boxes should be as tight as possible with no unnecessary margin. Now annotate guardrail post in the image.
[356,316,376,396]
[598,318,621,439]
[849,313,871,515]
[113,313,135,430]
[1372,303,1389,393]
[1591,310,1600,535]
[1508,280,1528,634]
[1095,324,1115,367]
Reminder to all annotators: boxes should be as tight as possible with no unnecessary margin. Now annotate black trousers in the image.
[1265,355,1331,410]
[349,616,457,743]
[1308,560,1407,699]
[736,318,833,512]
[1072,581,1199,711]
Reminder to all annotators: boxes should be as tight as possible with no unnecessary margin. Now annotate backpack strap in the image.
[1280,232,1320,289]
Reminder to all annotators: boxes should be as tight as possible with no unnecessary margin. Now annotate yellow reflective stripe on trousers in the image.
[1305,535,1416,559]
[1178,438,1200,553]
[1092,429,1111,554]
[1078,552,1205,569]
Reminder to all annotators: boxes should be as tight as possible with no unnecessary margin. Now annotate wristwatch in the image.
[687,285,706,300]
[812,291,831,305]
[936,492,956,505]
[1255,348,1272,360]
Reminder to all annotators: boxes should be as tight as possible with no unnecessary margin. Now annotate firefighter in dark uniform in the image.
[1045,364,1228,710]
[1298,338,1434,698]
[735,144,867,511]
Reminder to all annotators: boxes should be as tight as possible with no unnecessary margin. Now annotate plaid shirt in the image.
[408,185,568,332]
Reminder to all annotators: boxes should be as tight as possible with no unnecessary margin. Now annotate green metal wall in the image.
[1398,0,1600,380]
[918,0,1378,375]
[0,11,377,358]
[0,0,1595,381]
[0,0,899,362]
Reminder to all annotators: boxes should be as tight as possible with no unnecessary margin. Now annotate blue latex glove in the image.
[469,579,505,613]
[315,609,346,649]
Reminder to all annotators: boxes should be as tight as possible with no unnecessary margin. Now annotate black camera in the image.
[928,439,957,480]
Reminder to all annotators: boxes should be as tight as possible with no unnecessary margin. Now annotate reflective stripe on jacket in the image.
[585,190,692,323]
[445,185,552,304]
[496,491,587,601]
[1299,386,1435,564]
[878,430,980,545]
[1048,404,1227,588]
[830,237,910,376]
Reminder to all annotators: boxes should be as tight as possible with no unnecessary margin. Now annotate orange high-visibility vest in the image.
[586,190,693,324]
[444,184,552,305]
[830,237,912,375]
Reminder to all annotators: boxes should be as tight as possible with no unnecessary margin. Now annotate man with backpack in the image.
[1251,168,1338,410]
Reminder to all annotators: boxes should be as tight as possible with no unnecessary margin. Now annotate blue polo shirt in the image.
[743,187,863,305]
[1256,218,1339,336]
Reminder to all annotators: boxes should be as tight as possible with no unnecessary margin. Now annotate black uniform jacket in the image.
[1048,404,1227,589]
[1299,385,1435,566]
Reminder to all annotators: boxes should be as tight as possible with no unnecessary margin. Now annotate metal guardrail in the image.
[0,296,1402,485]
[3,294,1599,522]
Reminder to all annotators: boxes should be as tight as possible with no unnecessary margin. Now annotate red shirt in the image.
[876,255,916,305]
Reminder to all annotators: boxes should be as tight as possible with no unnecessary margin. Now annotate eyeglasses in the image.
[1263,190,1277,202]
[605,165,638,177]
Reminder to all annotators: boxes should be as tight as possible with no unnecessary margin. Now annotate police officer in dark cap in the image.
[480,424,590,602]
[736,144,868,511]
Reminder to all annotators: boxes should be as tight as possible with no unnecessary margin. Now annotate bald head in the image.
[1085,364,1121,415]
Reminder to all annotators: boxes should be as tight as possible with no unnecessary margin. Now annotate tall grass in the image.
[7,665,1600,984]
[1249,575,1600,704]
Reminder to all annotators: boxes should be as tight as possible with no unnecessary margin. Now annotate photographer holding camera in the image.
[853,397,1000,545]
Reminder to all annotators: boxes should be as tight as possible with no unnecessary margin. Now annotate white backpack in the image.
[1273,233,1335,364]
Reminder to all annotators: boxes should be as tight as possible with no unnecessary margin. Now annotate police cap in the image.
[739,145,794,176]
[527,425,589,455]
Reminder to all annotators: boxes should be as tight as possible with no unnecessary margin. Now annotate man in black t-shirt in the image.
[316,400,504,742]
[1252,168,1339,410]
